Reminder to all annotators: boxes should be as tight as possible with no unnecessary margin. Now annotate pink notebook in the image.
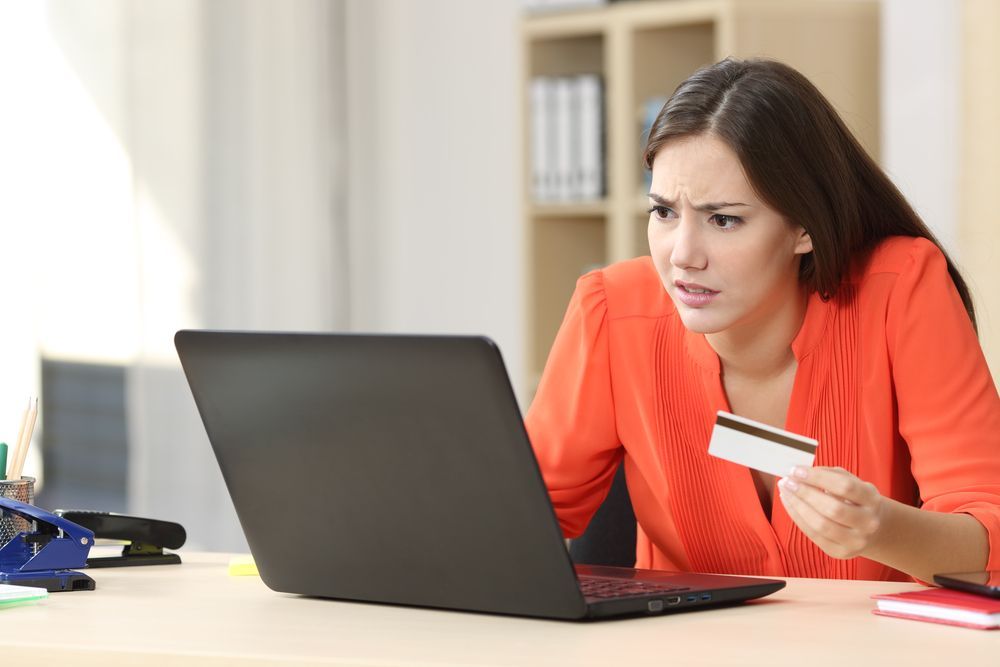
[872,587,1000,630]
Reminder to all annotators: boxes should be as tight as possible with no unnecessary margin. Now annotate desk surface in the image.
[2,552,996,665]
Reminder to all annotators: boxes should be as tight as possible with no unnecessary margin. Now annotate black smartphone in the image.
[933,571,1000,598]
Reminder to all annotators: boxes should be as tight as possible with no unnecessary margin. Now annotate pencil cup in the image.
[0,476,36,547]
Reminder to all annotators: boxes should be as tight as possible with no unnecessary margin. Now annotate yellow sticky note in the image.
[228,554,259,577]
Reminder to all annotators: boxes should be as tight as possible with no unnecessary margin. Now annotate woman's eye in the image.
[710,214,742,230]
[647,206,674,220]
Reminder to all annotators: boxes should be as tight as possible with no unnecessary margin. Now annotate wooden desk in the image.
[1,552,995,665]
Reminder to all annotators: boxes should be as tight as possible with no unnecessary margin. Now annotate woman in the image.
[525,58,1000,583]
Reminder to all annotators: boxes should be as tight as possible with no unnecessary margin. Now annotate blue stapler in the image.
[0,496,95,592]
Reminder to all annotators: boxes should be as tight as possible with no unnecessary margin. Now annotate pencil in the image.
[10,398,37,481]
[9,399,29,480]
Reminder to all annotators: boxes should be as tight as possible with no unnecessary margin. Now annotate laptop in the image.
[175,330,785,620]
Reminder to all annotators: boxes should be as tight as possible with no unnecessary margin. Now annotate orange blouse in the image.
[525,236,1000,580]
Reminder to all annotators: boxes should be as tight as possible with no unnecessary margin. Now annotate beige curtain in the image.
[126,0,347,550]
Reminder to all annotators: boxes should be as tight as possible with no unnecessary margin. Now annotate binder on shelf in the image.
[577,74,604,201]
[554,76,574,202]
[530,78,552,202]
[529,74,605,206]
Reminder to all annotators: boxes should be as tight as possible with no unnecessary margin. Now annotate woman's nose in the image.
[669,218,707,271]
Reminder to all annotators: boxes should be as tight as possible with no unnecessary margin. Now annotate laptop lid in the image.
[175,331,589,618]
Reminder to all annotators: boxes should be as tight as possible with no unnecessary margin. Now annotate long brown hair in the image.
[642,57,977,330]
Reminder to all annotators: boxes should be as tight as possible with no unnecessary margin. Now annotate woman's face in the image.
[647,134,813,336]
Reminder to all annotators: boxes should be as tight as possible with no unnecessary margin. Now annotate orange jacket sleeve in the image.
[888,238,1000,570]
[525,270,623,538]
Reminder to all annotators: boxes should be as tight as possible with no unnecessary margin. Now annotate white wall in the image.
[880,0,960,256]
[0,0,525,551]
[345,0,525,403]
[126,0,349,551]
[0,0,136,482]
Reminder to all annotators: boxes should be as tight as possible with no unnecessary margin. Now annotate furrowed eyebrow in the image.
[647,193,749,212]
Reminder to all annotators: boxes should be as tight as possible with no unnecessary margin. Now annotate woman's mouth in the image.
[674,281,719,308]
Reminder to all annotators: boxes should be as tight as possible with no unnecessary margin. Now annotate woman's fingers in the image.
[788,466,878,506]
[779,477,877,532]
[778,466,886,560]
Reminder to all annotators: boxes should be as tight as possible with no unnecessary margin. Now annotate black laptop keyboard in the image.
[578,575,689,599]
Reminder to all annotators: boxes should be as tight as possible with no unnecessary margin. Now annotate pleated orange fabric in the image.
[525,236,1000,581]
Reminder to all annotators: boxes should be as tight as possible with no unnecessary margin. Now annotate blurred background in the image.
[0,0,996,552]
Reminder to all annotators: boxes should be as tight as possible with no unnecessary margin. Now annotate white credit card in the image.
[707,410,817,477]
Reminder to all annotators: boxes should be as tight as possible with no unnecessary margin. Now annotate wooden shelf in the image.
[530,200,609,218]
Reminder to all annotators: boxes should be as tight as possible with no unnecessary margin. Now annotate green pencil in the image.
[0,442,7,480]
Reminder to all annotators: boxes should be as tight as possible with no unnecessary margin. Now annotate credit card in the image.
[707,410,817,477]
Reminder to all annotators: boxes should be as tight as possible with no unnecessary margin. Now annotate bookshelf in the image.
[522,0,879,390]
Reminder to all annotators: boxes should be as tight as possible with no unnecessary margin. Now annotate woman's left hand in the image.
[778,466,887,560]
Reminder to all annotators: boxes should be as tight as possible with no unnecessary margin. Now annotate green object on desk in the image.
[0,442,7,480]
[0,584,47,609]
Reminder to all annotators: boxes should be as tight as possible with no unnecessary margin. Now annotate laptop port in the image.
[701,594,712,601]
[686,594,698,602]
[666,596,682,605]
